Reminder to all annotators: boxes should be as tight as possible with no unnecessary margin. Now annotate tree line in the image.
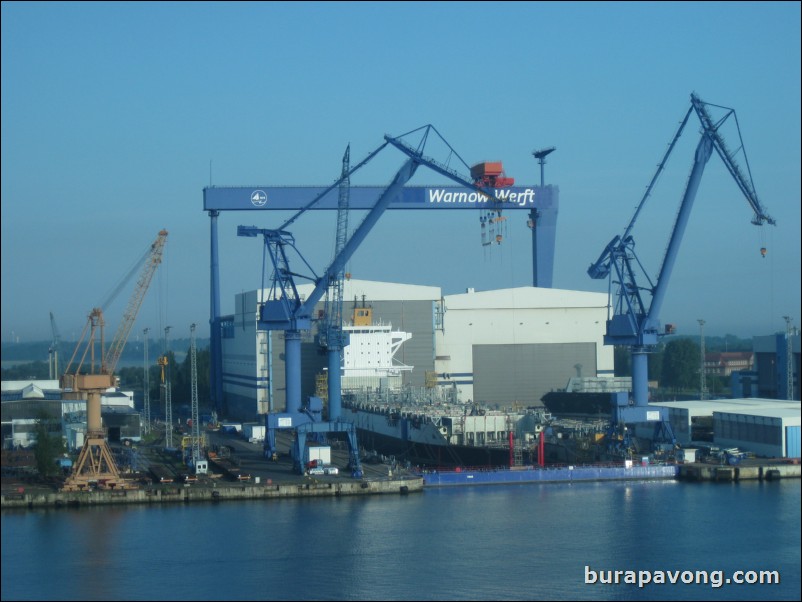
[613,335,752,397]
[2,345,213,413]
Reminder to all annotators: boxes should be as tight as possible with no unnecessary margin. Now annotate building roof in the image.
[1,380,60,391]
[443,286,609,310]
[705,352,753,361]
[713,406,801,423]
[651,398,801,416]
[295,279,441,302]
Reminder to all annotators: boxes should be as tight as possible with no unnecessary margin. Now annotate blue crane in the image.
[588,93,775,429]
[239,125,510,472]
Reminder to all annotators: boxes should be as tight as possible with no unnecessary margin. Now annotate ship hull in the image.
[342,405,537,468]
[354,426,520,467]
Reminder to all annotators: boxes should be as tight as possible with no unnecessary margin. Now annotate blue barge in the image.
[418,464,679,487]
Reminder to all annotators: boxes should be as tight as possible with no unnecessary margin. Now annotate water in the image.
[2,480,800,601]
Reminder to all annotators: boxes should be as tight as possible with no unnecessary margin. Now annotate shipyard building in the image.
[1,380,140,450]
[220,279,613,421]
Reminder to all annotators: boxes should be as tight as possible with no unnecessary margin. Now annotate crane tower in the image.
[60,229,168,491]
[588,93,774,440]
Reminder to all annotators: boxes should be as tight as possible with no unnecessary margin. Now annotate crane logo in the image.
[251,190,268,207]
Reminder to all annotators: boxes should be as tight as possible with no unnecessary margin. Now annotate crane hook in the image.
[760,247,767,258]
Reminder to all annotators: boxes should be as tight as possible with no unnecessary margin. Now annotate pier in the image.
[677,461,801,482]
[1,475,422,509]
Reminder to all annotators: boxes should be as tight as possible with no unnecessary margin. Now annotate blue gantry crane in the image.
[239,125,511,474]
[587,93,775,438]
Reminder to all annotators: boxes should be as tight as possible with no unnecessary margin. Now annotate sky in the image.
[2,1,800,345]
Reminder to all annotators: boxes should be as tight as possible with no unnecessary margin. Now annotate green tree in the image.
[0,361,50,380]
[648,344,664,384]
[614,346,631,377]
[33,420,65,477]
[661,338,701,391]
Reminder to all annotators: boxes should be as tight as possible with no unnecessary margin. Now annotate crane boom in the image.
[103,229,168,374]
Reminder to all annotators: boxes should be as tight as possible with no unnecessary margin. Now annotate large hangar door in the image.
[472,343,597,408]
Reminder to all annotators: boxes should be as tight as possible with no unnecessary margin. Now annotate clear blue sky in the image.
[2,1,800,344]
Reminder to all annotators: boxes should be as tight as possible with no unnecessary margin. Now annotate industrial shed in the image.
[650,398,801,446]
[714,406,801,458]
[220,279,613,421]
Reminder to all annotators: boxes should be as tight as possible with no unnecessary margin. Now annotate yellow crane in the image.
[60,229,168,491]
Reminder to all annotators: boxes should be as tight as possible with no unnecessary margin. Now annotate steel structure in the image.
[530,147,556,286]
[60,229,168,491]
[785,316,795,400]
[162,325,173,450]
[48,312,60,380]
[143,327,151,435]
[318,145,351,420]
[204,134,559,415]
[239,125,524,474]
[190,323,201,464]
[588,93,774,430]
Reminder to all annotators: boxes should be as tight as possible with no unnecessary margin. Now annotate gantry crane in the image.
[587,93,774,438]
[60,229,168,491]
[239,125,513,473]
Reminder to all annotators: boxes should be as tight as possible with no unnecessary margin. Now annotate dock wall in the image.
[677,463,801,482]
[1,476,422,510]
[421,465,679,487]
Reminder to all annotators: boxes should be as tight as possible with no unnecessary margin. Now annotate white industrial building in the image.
[1,379,138,449]
[435,286,613,407]
[650,398,802,450]
[220,279,614,421]
[714,406,801,458]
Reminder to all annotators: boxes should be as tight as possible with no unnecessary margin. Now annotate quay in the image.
[1,430,423,510]
[419,464,679,487]
[677,461,801,482]
[1,475,422,510]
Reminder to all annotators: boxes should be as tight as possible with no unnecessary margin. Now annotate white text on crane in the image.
[427,188,536,207]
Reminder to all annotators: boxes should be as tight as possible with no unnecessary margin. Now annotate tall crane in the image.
[190,323,201,465]
[318,145,351,419]
[241,125,506,418]
[239,125,509,471]
[60,229,168,491]
[48,312,61,380]
[587,93,774,431]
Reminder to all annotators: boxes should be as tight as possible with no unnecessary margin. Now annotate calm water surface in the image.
[2,479,800,601]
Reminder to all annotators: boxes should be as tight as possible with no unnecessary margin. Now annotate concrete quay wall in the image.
[1,476,423,510]
[677,463,801,482]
